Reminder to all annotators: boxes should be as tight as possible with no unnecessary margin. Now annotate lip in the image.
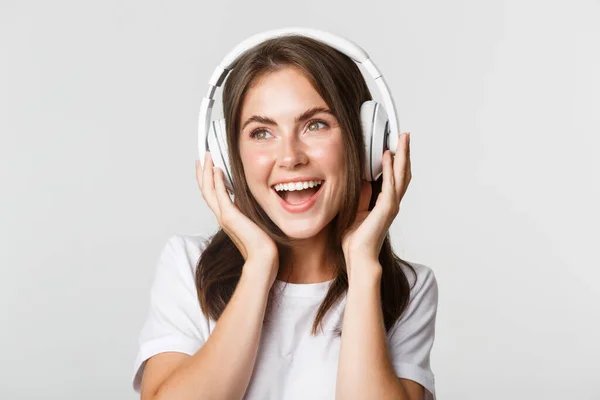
[273,182,324,214]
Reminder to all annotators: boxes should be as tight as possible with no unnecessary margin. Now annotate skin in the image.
[237,66,346,283]
[194,65,423,399]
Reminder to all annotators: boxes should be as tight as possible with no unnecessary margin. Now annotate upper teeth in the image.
[274,180,323,192]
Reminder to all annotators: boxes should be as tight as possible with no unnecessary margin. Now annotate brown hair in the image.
[196,35,416,335]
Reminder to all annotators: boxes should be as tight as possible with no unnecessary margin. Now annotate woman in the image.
[132,35,438,400]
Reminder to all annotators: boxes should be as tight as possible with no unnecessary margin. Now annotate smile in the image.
[271,180,324,213]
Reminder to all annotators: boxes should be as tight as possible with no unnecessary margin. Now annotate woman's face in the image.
[238,66,346,239]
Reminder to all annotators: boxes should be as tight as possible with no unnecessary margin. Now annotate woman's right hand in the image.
[196,152,279,285]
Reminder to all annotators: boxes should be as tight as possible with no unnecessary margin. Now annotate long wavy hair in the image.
[196,35,416,335]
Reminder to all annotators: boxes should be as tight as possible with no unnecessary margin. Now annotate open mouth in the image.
[272,180,324,205]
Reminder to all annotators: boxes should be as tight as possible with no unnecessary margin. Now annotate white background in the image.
[1,0,599,399]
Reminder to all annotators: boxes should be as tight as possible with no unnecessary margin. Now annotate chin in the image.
[276,219,328,239]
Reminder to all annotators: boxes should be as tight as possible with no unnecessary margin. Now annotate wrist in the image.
[346,258,382,285]
[242,258,278,289]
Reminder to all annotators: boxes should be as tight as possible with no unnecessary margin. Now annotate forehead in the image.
[240,67,328,120]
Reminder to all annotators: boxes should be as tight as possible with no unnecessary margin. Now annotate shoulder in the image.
[149,234,212,295]
[398,261,439,312]
[164,233,210,257]
[144,233,215,327]
[400,261,437,293]
[132,234,213,392]
[387,261,438,345]
[387,261,438,397]
[157,234,210,273]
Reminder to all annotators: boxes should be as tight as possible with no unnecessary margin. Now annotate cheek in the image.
[240,148,273,185]
[309,135,346,173]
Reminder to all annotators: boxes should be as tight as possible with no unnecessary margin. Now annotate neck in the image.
[277,226,335,284]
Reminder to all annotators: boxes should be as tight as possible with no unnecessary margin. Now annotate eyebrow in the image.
[241,106,335,131]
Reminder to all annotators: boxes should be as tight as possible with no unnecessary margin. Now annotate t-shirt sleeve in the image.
[387,263,438,400]
[131,234,211,393]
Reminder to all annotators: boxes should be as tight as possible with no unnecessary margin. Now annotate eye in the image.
[307,119,328,132]
[249,129,273,140]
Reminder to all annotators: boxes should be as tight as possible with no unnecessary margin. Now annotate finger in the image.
[382,149,395,196]
[393,132,410,199]
[382,149,400,216]
[403,134,412,198]
[213,166,234,213]
[212,166,255,258]
[195,160,202,189]
[201,151,212,191]
[201,152,220,214]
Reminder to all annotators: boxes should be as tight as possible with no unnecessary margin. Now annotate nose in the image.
[277,134,308,169]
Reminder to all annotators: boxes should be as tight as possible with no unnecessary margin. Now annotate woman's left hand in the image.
[341,132,412,283]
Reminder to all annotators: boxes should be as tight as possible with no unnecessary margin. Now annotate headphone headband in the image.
[198,27,400,170]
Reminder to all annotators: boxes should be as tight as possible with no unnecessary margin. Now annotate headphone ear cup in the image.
[360,100,389,181]
[207,118,234,193]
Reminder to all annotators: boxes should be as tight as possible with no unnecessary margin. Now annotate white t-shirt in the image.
[132,234,438,399]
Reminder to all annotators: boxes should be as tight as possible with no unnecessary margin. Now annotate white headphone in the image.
[198,27,401,193]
